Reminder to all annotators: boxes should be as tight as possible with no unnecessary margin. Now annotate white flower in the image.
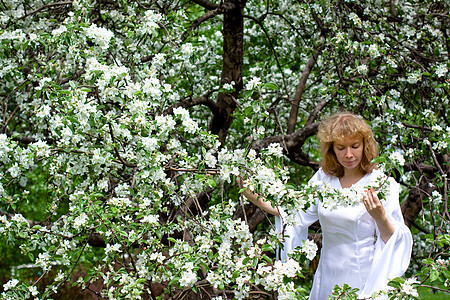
[389,152,405,166]
[301,239,318,260]
[245,77,261,90]
[73,213,88,229]
[3,279,19,291]
[36,77,51,90]
[348,12,362,26]
[30,140,51,157]
[373,291,389,300]
[368,44,380,58]
[273,259,302,278]
[115,183,130,197]
[357,64,368,75]
[266,143,283,158]
[179,269,197,287]
[84,23,114,50]
[180,43,194,59]
[138,10,162,34]
[11,213,27,224]
[432,124,443,132]
[431,190,442,205]
[400,277,419,297]
[52,25,67,36]
[8,163,20,178]
[386,56,398,68]
[28,285,39,296]
[105,243,122,255]
[222,82,234,90]
[141,136,158,152]
[406,71,421,84]
[435,64,448,77]
[36,252,51,271]
[140,214,158,224]
[205,152,217,168]
[155,115,176,133]
[389,89,400,99]
[182,118,199,134]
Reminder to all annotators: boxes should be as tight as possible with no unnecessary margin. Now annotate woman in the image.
[241,111,413,299]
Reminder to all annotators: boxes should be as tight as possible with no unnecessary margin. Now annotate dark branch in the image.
[189,0,219,10]
[18,1,73,20]
[182,6,226,41]
[165,90,219,116]
[305,90,333,126]
[251,122,320,167]
[286,42,324,134]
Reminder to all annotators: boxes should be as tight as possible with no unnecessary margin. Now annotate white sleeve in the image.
[360,178,413,296]
[274,170,323,261]
[275,204,319,261]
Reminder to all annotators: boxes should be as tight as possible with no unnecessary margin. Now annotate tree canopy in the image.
[0,0,449,299]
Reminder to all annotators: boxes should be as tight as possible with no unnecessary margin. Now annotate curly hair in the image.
[317,111,379,177]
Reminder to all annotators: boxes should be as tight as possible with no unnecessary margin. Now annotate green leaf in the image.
[263,82,279,90]
[168,276,181,287]
[232,270,240,279]
[371,156,386,164]
[422,258,434,265]
[442,269,450,280]
[261,244,273,252]
[262,255,273,264]
[429,269,440,282]
[18,231,28,238]
[80,87,92,93]
[252,257,258,267]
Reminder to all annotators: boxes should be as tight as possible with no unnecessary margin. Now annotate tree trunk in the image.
[209,0,245,144]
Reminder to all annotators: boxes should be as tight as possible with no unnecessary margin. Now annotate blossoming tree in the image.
[0,0,449,299]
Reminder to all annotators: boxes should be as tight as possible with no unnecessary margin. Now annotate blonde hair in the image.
[317,111,378,177]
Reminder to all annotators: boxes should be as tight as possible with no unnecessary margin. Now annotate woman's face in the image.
[332,135,364,172]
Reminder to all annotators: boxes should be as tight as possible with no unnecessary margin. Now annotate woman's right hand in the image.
[238,176,280,216]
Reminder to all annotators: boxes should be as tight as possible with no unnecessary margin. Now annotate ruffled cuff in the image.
[360,223,412,296]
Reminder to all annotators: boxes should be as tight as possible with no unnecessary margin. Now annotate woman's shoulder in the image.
[310,168,335,184]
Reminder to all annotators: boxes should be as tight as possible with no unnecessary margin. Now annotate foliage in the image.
[0,0,449,299]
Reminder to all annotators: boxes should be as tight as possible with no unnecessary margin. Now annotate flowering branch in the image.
[17,1,73,20]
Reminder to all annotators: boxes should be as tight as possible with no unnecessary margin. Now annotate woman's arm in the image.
[239,180,280,216]
[363,188,395,243]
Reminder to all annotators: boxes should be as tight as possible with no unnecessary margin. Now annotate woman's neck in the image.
[340,168,365,188]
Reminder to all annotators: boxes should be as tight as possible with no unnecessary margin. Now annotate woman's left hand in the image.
[363,188,395,243]
[362,188,387,222]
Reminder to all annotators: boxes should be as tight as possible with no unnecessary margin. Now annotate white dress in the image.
[275,169,413,299]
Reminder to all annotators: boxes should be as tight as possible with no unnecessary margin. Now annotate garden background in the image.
[0,0,449,299]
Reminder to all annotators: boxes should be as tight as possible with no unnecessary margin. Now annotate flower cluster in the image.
[0,0,447,299]
[291,171,391,211]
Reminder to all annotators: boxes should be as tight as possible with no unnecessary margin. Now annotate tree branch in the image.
[166,90,219,116]
[251,122,320,167]
[189,0,219,10]
[305,89,334,126]
[286,41,324,134]
[18,1,73,20]
[209,0,244,144]
[182,6,226,42]
[244,13,288,89]
[401,183,433,228]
